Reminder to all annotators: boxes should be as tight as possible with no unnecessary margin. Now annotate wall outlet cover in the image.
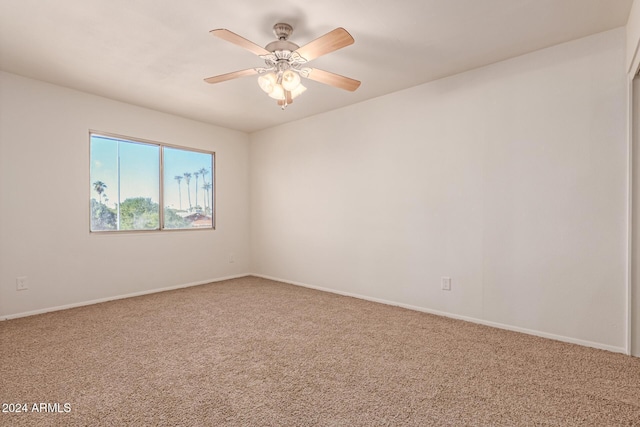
[16,276,28,291]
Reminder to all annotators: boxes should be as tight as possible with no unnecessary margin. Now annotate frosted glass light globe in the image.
[268,84,285,100]
[258,73,277,94]
[290,84,307,99]
[281,70,301,91]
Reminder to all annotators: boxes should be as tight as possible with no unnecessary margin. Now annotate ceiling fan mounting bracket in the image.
[264,23,301,55]
[273,23,293,40]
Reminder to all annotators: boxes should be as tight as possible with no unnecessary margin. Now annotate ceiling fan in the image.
[204,23,361,109]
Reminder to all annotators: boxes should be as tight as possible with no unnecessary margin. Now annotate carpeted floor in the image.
[1,276,639,426]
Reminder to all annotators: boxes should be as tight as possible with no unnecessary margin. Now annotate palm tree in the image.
[203,183,212,215]
[199,167,209,210]
[193,171,200,211]
[93,181,107,204]
[183,172,192,211]
[174,175,183,210]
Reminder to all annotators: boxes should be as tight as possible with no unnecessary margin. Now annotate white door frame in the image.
[631,71,640,357]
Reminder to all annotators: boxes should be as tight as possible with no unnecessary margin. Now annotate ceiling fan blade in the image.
[305,68,361,92]
[204,68,258,84]
[210,29,270,56]
[293,28,354,62]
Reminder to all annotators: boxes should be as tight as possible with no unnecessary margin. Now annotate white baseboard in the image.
[251,273,627,355]
[0,273,251,321]
[3,272,627,355]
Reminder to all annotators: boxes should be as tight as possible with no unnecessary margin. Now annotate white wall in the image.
[0,71,250,318]
[628,0,640,73]
[0,27,631,353]
[250,28,628,351]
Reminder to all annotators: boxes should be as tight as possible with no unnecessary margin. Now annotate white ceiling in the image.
[0,0,633,133]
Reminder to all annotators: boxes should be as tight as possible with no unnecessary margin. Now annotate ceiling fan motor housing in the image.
[265,39,299,53]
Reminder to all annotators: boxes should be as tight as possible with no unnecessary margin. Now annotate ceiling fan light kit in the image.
[204,23,361,110]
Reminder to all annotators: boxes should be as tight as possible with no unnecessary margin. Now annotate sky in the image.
[90,134,213,212]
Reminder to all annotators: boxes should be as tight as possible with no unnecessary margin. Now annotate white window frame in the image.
[89,131,215,233]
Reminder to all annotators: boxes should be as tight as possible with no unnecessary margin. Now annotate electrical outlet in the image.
[16,276,28,291]
[441,277,451,291]
[229,253,235,263]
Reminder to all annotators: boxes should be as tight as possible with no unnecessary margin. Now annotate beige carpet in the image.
[1,276,639,426]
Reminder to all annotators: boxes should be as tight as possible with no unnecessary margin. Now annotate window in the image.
[90,132,214,232]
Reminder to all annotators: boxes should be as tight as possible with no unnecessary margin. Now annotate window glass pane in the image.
[163,147,214,229]
[90,135,160,231]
